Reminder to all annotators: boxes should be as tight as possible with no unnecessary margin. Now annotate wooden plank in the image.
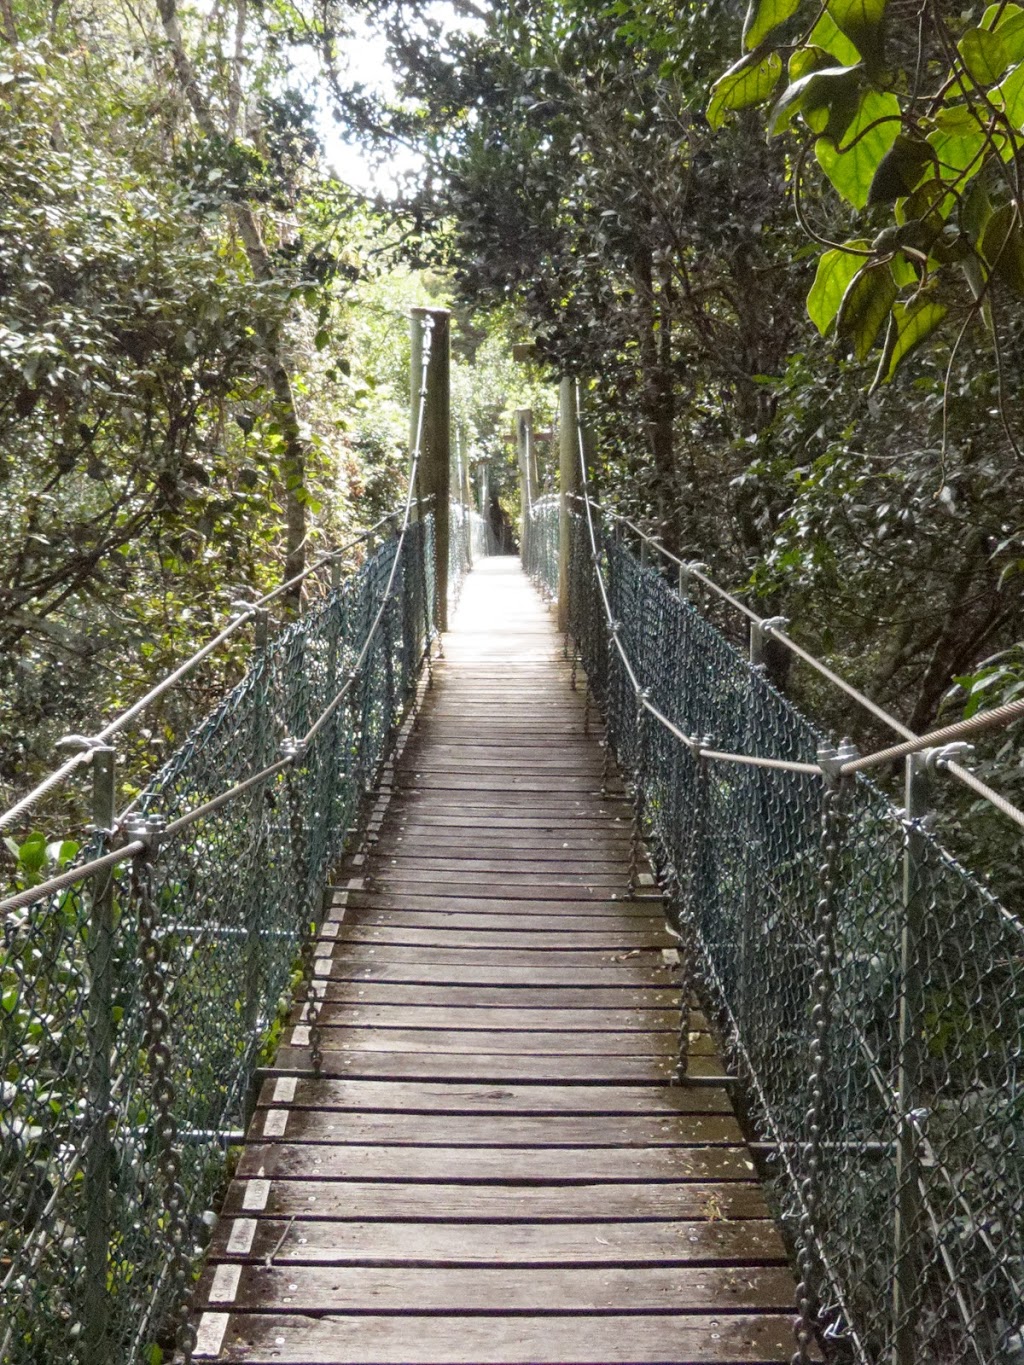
[364,881,642,904]
[302,1024,698,1057]
[242,1112,745,1147]
[308,983,683,1009]
[269,1051,727,1082]
[334,927,671,951]
[320,960,678,987]
[201,1263,795,1314]
[208,1216,784,1266]
[195,1311,800,1363]
[342,911,667,935]
[236,1142,756,1184]
[254,1079,736,1116]
[339,893,660,919]
[327,944,675,968]
[221,1178,771,1222]
[371,860,646,884]
[302,1004,686,1031]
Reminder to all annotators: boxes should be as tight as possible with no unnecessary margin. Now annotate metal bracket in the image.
[924,742,975,775]
[56,734,114,756]
[818,737,859,789]
[750,615,790,670]
[122,815,166,861]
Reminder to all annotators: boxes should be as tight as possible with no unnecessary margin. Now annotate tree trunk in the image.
[632,237,677,553]
[155,0,307,606]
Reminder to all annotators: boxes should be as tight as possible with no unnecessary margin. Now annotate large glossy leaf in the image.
[958,27,1011,85]
[980,203,1024,293]
[809,12,861,64]
[867,135,936,204]
[880,298,948,381]
[981,3,1024,63]
[707,51,783,129]
[816,89,901,209]
[837,260,897,359]
[994,60,1024,128]
[769,64,863,137]
[743,0,802,50]
[826,0,887,70]
[807,241,869,333]
[928,104,989,187]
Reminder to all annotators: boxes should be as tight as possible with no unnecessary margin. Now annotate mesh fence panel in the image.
[1,518,437,1365]
[523,494,559,599]
[565,510,1024,1365]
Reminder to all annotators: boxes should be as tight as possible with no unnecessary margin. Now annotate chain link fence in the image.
[523,493,559,598]
[563,508,1023,1365]
[448,501,490,603]
[1,517,438,1365]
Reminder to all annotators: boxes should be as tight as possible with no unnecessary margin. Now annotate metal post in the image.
[411,307,451,632]
[516,407,533,567]
[243,608,270,1036]
[83,743,116,1364]
[892,752,928,1365]
[558,378,580,633]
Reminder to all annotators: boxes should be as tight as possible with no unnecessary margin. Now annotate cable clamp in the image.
[818,738,858,788]
[122,815,166,860]
[229,598,260,620]
[759,615,790,637]
[56,734,115,757]
[280,737,306,761]
[924,742,975,774]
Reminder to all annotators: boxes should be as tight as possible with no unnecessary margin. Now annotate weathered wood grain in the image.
[194,559,798,1365]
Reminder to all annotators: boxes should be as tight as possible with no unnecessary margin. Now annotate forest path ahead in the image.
[192,556,799,1365]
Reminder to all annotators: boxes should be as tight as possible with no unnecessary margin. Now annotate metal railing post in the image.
[82,742,116,1364]
[243,607,271,1036]
[892,751,929,1365]
[411,306,451,632]
[516,407,534,569]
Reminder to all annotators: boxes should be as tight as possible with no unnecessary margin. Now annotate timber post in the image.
[410,307,451,633]
[516,407,534,567]
[558,378,580,632]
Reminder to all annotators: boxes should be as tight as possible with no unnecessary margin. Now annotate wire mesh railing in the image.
[449,501,491,603]
[0,515,438,1365]
[561,504,1023,1365]
[523,493,559,599]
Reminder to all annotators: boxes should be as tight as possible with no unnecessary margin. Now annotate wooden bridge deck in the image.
[193,557,799,1365]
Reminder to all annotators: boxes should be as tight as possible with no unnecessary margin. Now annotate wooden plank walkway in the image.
[193,556,800,1365]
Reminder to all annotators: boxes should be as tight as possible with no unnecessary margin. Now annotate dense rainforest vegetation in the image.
[3,0,1023,845]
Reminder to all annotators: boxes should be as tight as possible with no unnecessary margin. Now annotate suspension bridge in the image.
[1,310,1021,1365]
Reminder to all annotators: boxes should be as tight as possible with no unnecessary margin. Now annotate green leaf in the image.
[809,12,861,64]
[707,51,783,129]
[881,298,948,381]
[994,60,1024,127]
[980,202,1024,293]
[958,27,1010,85]
[743,0,802,50]
[928,105,989,188]
[807,241,870,333]
[837,260,898,359]
[816,90,901,208]
[867,135,937,204]
[826,0,887,70]
[769,65,863,137]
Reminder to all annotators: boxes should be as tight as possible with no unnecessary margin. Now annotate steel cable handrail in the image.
[0,321,437,917]
[571,488,1024,832]
[572,416,820,779]
[0,502,429,836]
